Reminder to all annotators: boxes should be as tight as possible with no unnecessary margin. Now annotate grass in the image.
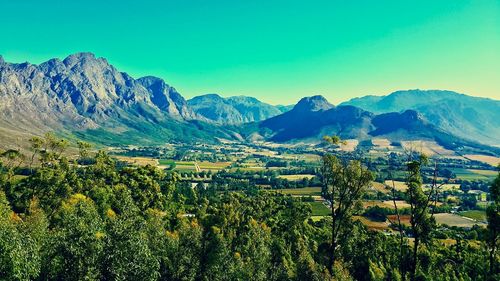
[363,200,411,209]
[354,216,391,231]
[450,168,494,180]
[468,169,498,176]
[114,156,158,166]
[308,202,331,216]
[198,161,231,169]
[387,215,411,226]
[436,184,460,191]
[464,154,500,166]
[383,180,408,191]
[276,187,322,196]
[434,213,487,228]
[401,140,455,156]
[277,174,316,181]
[459,210,487,221]
[158,159,175,166]
[339,139,358,152]
[278,153,321,162]
[230,167,266,172]
[371,182,390,194]
[371,138,391,148]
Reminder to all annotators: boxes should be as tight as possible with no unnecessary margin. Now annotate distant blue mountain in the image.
[340,89,500,145]
[251,95,498,154]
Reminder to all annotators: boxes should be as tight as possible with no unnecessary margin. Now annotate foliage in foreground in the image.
[0,135,498,280]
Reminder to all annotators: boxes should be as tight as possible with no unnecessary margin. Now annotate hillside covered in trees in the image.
[0,134,498,281]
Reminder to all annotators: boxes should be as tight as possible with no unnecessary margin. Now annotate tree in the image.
[487,168,500,279]
[405,155,435,281]
[321,154,373,271]
[44,194,105,280]
[102,184,160,281]
[0,192,43,281]
[156,218,202,281]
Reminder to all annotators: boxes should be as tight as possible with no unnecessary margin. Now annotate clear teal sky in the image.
[1,0,498,105]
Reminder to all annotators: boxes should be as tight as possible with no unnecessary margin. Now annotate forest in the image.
[0,134,498,281]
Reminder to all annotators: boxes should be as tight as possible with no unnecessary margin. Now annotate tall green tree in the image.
[0,192,43,281]
[321,154,373,271]
[44,194,105,280]
[487,168,500,279]
[405,155,435,281]
[102,184,160,281]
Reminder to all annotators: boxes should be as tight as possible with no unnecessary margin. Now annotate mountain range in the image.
[340,90,500,146]
[0,53,498,155]
[187,94,286,124]
[0,53,235,146]
[248,96,497,154]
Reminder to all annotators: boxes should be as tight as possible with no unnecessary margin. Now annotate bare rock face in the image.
[0,52,200,136]
[137,76,200,120]
[187,94,284,124]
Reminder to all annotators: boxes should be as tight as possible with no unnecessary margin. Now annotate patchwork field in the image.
[277,174,316,181]
[384,180,408,191]
[278,153,321,162]
[370,138,397,151]
[435,184,461,191]
[451,168,497,180]
[172,161,198,172]
[401,141,455,156]
[459,210,487,221]
[464,154,500,166]
[339,139,358,152]
[363,200,411,209]
[370,181,390,194]
[354,216,391,231]
[371,138,392,148]
[198,161,232,171]
[434,213,486,227]
[276,187,322,196]
[308,202,331,216]
[114,156,158,166]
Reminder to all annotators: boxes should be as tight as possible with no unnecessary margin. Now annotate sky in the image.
[0,0,498,105]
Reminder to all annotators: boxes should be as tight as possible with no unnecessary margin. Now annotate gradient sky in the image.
[1,0,498,105]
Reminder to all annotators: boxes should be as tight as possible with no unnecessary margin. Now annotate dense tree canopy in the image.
[0,135,497,280]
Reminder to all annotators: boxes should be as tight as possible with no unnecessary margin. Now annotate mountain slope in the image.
[252,95,498,154]
[0,53,234,146]
[340,89,500,145]
[257,95,373,141]
[187,94,284,124]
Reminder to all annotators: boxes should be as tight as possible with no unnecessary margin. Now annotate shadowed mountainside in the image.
[340,89,500,146]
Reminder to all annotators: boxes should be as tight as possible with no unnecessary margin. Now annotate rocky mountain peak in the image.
[137,76,197,120]
[293,95,334,112]
[62,52,109,69]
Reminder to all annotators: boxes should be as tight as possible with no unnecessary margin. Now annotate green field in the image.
[158,159,175,166]
[198,161,231,170]
[276,187,322,196]
[450,168,496,180]
[459,210,487,221]
[308,202,331,216]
